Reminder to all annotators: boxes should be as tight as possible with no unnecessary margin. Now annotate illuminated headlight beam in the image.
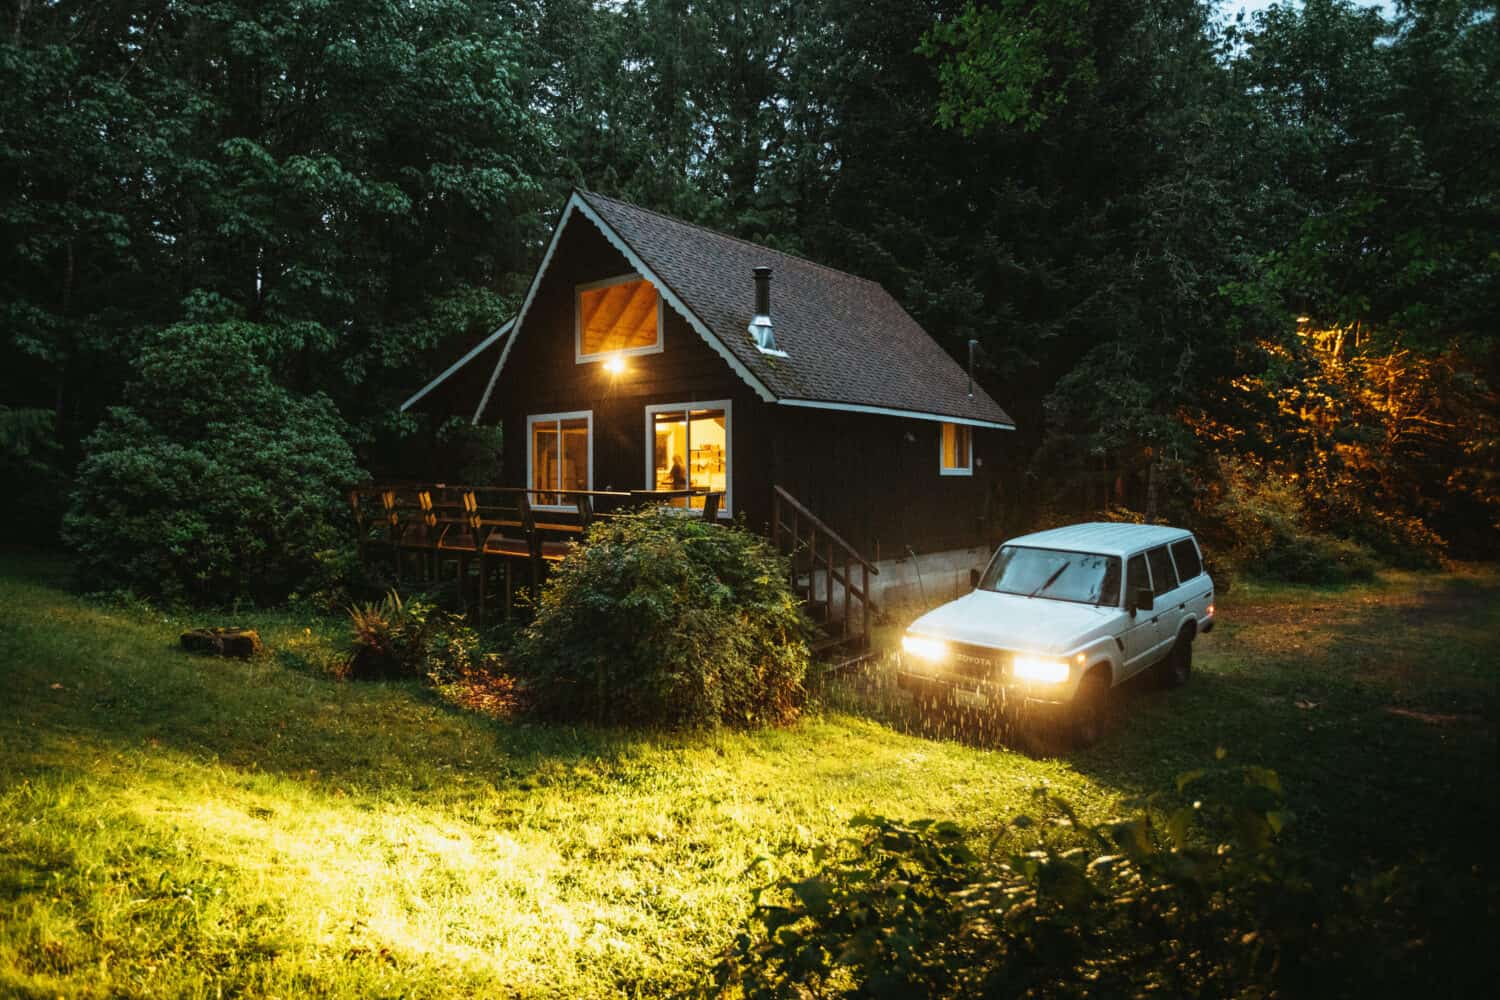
[1011,655,1070,684]
[901,635,947,662]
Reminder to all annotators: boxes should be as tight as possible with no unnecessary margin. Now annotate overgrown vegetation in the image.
[512,510,811,727]
[61,322,362,604]
[720,759,1487,997]
[341,589,485,683]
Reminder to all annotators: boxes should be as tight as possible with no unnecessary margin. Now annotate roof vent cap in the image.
[748,266,786,356]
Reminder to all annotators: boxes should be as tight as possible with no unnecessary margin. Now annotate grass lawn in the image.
[2,550,1496,997]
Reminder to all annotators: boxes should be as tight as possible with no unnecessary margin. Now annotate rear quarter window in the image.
[1170,538,1203,581]
[1146,545,1179,596]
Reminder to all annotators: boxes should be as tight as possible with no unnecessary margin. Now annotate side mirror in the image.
[1131,588,1154,614]
[969,568,981,589]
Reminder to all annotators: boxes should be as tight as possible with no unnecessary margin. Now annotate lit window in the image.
[576,274,662,361]
[644,401,730,514]
[528,411,591,507]
[940,422,972,476]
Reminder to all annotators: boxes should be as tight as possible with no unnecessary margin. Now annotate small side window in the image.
[1146,545,1179,596]
[940,422,972,475]
[1126,553,1149,601]
[1170,538,1202,581]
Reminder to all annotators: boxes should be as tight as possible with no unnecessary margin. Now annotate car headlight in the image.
[1011,655,1070,684]
[901,634,947,662]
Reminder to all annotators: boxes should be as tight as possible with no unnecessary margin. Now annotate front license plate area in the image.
[952,687,990,710]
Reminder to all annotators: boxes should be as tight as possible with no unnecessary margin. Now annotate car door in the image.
[1119,551,1160,679]
[1145,544,1184,660]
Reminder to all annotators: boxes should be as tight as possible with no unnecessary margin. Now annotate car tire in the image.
[1068,668,1111,749]
[1161,630,1193,689]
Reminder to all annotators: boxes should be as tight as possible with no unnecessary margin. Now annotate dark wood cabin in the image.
[403,190,1016,604]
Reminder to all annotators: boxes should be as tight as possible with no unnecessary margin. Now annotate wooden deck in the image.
[350,482,877,654]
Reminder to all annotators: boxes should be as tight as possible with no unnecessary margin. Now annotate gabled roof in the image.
[399,318,513,413]
[474,189,1015,429]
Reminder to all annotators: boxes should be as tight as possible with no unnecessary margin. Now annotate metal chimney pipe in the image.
[754,267,771,317]
[748,266,780,353]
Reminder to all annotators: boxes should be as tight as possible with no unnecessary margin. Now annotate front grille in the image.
[947,642,1009,683]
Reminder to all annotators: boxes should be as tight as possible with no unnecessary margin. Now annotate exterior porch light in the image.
[603,352,626,375]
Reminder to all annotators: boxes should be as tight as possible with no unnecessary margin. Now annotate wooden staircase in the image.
[769,485,880,667]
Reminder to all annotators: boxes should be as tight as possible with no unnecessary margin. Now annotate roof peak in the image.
[574,188,886,289]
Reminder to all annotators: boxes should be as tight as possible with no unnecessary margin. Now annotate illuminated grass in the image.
[1,551,1494,996]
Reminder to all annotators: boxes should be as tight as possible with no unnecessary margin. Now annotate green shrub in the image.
[1207,459,1379,584]
[718,759,1483,998]
[510,509,811,728]
[62,321,363,604]
[341,589,483,682]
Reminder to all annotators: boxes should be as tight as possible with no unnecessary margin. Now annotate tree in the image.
[63,321,363,603]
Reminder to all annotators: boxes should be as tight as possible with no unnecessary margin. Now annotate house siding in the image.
[494,212,765,514]
[486,209,1011,576]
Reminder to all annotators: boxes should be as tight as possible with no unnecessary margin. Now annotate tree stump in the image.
[180,627,263,659]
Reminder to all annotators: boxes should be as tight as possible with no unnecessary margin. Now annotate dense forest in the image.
[2,0,1496,598]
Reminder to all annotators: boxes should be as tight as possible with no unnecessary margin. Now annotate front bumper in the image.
[895,653,1077,706]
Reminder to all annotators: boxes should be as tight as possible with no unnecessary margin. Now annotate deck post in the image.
[861,563,871,648]
[842,551,851,638]
[824,538,834,623]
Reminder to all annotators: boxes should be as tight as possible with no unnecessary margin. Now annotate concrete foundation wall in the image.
[871,545,992,608]
[807,544,993,619]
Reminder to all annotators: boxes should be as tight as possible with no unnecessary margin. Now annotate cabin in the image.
[401,189,1016,610]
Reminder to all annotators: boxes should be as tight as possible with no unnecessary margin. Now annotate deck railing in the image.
[770,485,880,655]
[350,484,721,622]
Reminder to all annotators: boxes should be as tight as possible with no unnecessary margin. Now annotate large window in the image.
[575,273,663,362]
[644,401,730,514]
[940,422,972,476]
[527,411,591,508]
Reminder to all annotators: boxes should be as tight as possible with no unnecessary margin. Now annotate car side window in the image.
[1170,538,1202,581]
[1146,546,1179,596]
[1126,553,1149,602]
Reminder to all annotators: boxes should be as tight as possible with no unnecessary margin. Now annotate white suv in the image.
[896,523,1214,746]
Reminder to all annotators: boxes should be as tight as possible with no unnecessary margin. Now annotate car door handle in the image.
[1150,616,1159,624]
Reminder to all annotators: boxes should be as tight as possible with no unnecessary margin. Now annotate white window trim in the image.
[575,272,665,364]
[940,422,973,477]
[643,399,733,517]
[526,409,593,511]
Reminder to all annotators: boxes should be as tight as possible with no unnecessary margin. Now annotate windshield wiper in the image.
[1028,561,1071,599]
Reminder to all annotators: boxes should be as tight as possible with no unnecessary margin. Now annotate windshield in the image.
[978,546,1122,606]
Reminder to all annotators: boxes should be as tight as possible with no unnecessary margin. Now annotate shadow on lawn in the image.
[829,570,1500,865]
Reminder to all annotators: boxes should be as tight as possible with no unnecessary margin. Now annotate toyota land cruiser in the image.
[896,523,1214,746]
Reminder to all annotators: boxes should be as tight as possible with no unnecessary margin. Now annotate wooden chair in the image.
[478,489,539,621]
[349,487,396,570]
[432,488,482,608]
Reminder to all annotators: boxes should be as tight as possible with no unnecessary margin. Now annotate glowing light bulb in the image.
[603,354,625,375]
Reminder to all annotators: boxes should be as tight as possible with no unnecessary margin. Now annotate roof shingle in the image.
[577,191,1014,428]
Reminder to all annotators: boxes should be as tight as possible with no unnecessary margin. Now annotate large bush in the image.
[511,510,811,727]
[63,322,362,604]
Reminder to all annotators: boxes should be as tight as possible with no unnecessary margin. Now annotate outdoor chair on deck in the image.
[349,487,396,570]
[431,487,483,607]
[476,489,541,621]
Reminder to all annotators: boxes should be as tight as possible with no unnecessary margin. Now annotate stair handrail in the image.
[771,485,879,576]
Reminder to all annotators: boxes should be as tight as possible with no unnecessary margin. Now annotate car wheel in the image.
[1069,669,1111,749]
[1161,631,1193,689]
